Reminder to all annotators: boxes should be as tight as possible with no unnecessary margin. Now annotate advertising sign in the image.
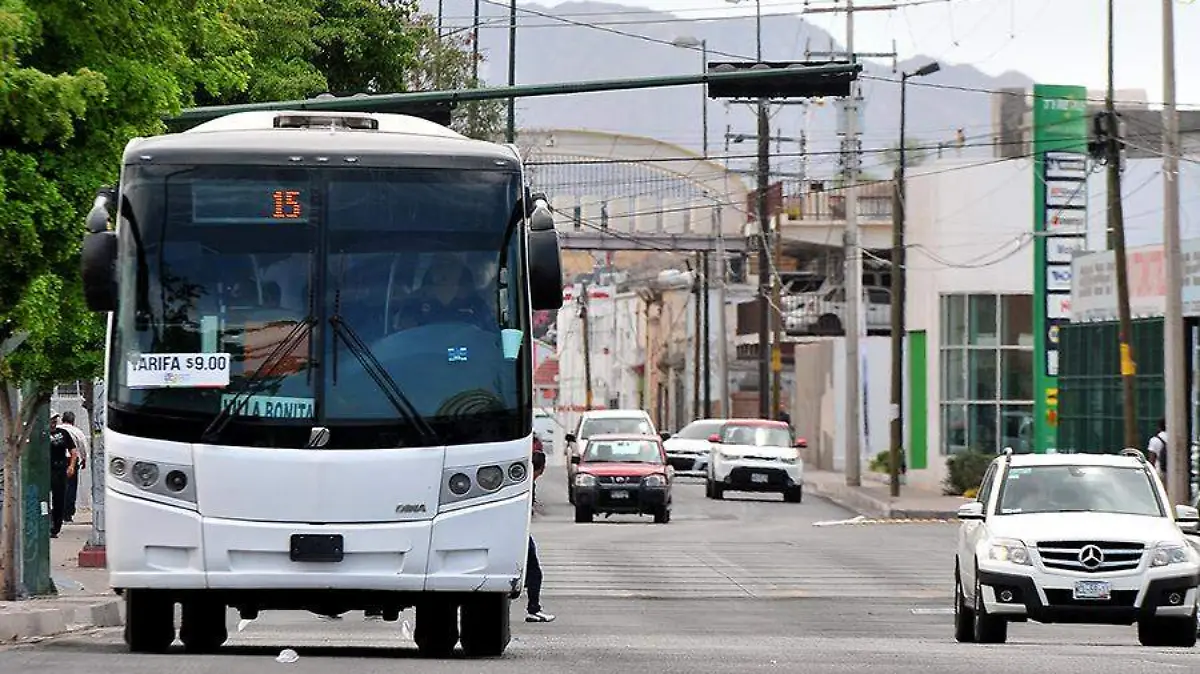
[1032,84,1089,454]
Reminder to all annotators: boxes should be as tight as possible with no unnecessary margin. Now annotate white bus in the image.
[78,110,563,657]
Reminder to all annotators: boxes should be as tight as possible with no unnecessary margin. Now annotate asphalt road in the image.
[2,462,1197,672]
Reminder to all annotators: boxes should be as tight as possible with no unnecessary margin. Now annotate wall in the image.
[904,158,1035,488]
[556,285,644,433]
[791,337,892,475]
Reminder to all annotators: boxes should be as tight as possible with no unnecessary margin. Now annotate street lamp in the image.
[889,60,939,498]
[672,36,709,158]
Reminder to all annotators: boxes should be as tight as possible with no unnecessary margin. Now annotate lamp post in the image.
[672,36,709,158]
[889,61,939,498]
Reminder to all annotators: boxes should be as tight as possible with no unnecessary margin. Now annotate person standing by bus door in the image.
[47,413,78,538]
[60,411,89,523]
[526,449,554,623]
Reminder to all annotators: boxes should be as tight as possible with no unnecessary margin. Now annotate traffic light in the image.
[706,61,856,100]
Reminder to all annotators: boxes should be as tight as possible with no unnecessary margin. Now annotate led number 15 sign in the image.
[273,190,303,220]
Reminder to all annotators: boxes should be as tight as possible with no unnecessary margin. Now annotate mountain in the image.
[417,0,1037,176]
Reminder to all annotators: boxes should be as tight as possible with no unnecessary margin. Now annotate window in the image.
[940,294,1034,455]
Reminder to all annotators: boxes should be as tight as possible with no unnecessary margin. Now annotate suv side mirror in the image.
[956,502,985,520]
[564,433,576,444]
[794,438,808,448]
[708,434,721,443]
[569,455,580,465]
[659,432,671,441]
[1175,504,1199,534]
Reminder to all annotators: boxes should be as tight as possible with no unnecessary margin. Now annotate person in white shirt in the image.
[59,411,90,523]
[1146,417,1167,481]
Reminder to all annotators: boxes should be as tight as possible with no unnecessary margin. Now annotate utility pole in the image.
[470,0,481,134]
[753,0,772,417]
[702,250,712,417]
[692,255,702,420]
[843,0,863,487]
[580,281,594,411]
[1103,0,1138,452]
[505,0,517,142]
[716,205,731,417]
[1161,0,1188,503]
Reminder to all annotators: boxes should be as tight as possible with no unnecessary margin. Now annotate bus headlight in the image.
[107,456,196,505]
[440,459,532,506]
[508,461,528,482]
[448,472,472,496]
[132,462,159,488]
[476,465,504,491]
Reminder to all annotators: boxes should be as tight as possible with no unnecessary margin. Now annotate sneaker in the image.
[317,614,343,621]
[525,611,555,623]
[363,612,382,621]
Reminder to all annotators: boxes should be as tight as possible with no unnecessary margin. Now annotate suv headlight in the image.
[987,538,1031,565]
[575,473,596,487]
[643,474,665,487]
[1151,543,1190,567]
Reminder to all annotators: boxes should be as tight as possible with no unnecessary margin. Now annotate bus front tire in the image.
[459,594,511,657]
[179,598,229,653]
[414,601,459,657]
[124,589,175,653]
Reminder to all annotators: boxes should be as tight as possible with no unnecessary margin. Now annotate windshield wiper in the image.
[201,316,317,444]
[328,314,440,446]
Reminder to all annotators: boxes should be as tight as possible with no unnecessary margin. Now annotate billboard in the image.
[1032,85,1089,454]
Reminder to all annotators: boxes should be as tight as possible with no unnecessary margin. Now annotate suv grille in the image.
[1036,541,1145,573]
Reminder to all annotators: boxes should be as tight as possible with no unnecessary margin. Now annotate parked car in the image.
[663,418,726,476]
[704,419,806,502]
[564,409,660,504]
[954,448,1200,646]
[533,406,557,454]
[570,434,673,524]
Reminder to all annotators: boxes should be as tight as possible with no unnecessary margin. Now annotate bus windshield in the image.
[107,163,528,448]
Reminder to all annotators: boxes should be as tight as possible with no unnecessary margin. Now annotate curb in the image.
[0,598,123,644]
[803,478,960,521]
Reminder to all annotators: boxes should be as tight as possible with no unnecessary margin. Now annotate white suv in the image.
[954,449,1200,646]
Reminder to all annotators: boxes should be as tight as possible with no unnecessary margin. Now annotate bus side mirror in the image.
[80,188,118,312]
[528,210,563,311]
[569,455,580,465]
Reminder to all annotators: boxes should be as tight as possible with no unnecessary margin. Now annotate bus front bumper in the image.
[106,489,530,595]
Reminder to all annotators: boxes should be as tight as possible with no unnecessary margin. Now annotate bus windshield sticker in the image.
[219,394,314,419]
[501,328,523,361]
[126,353,231,389]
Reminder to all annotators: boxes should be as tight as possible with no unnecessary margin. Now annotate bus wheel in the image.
[179,598,229,653]
[414,601,459,657]
[124,589,175,653]
[459,594,511,657]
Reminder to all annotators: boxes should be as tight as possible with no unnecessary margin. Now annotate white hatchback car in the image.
[954,449,1200,647]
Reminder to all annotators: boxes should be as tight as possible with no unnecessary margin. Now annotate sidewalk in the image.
[0,509,123,644]
[802,469,969,520]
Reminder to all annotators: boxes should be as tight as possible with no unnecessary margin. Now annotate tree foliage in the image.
[0,0,509,597]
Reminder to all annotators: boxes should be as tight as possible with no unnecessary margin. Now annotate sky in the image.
[534,0,1200,107]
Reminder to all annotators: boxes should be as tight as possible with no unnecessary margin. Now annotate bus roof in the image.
[123,111,521,170]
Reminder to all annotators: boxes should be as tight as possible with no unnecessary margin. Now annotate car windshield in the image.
[720,424,792,448]
[673,420,724,440]
[107,163,528,448]
[996,465,1164,517]
[583,439,662,464]
[580,417,653,438]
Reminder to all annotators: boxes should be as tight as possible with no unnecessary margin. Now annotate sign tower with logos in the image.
[1032,84,1090,454]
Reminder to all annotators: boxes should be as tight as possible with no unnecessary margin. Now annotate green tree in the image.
[205,1,505,140]
[0,0,252,600]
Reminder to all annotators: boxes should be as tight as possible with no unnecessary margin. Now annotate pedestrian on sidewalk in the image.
[47,412,79,538]
[59,411,89,523]
[1146,417,1167,481]
[526,449,554,623]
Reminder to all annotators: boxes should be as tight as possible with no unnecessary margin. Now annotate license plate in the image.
[751,473,769,484]
[1073,580,1111,600]
[610,490,629,499]
[289,534,344,563]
